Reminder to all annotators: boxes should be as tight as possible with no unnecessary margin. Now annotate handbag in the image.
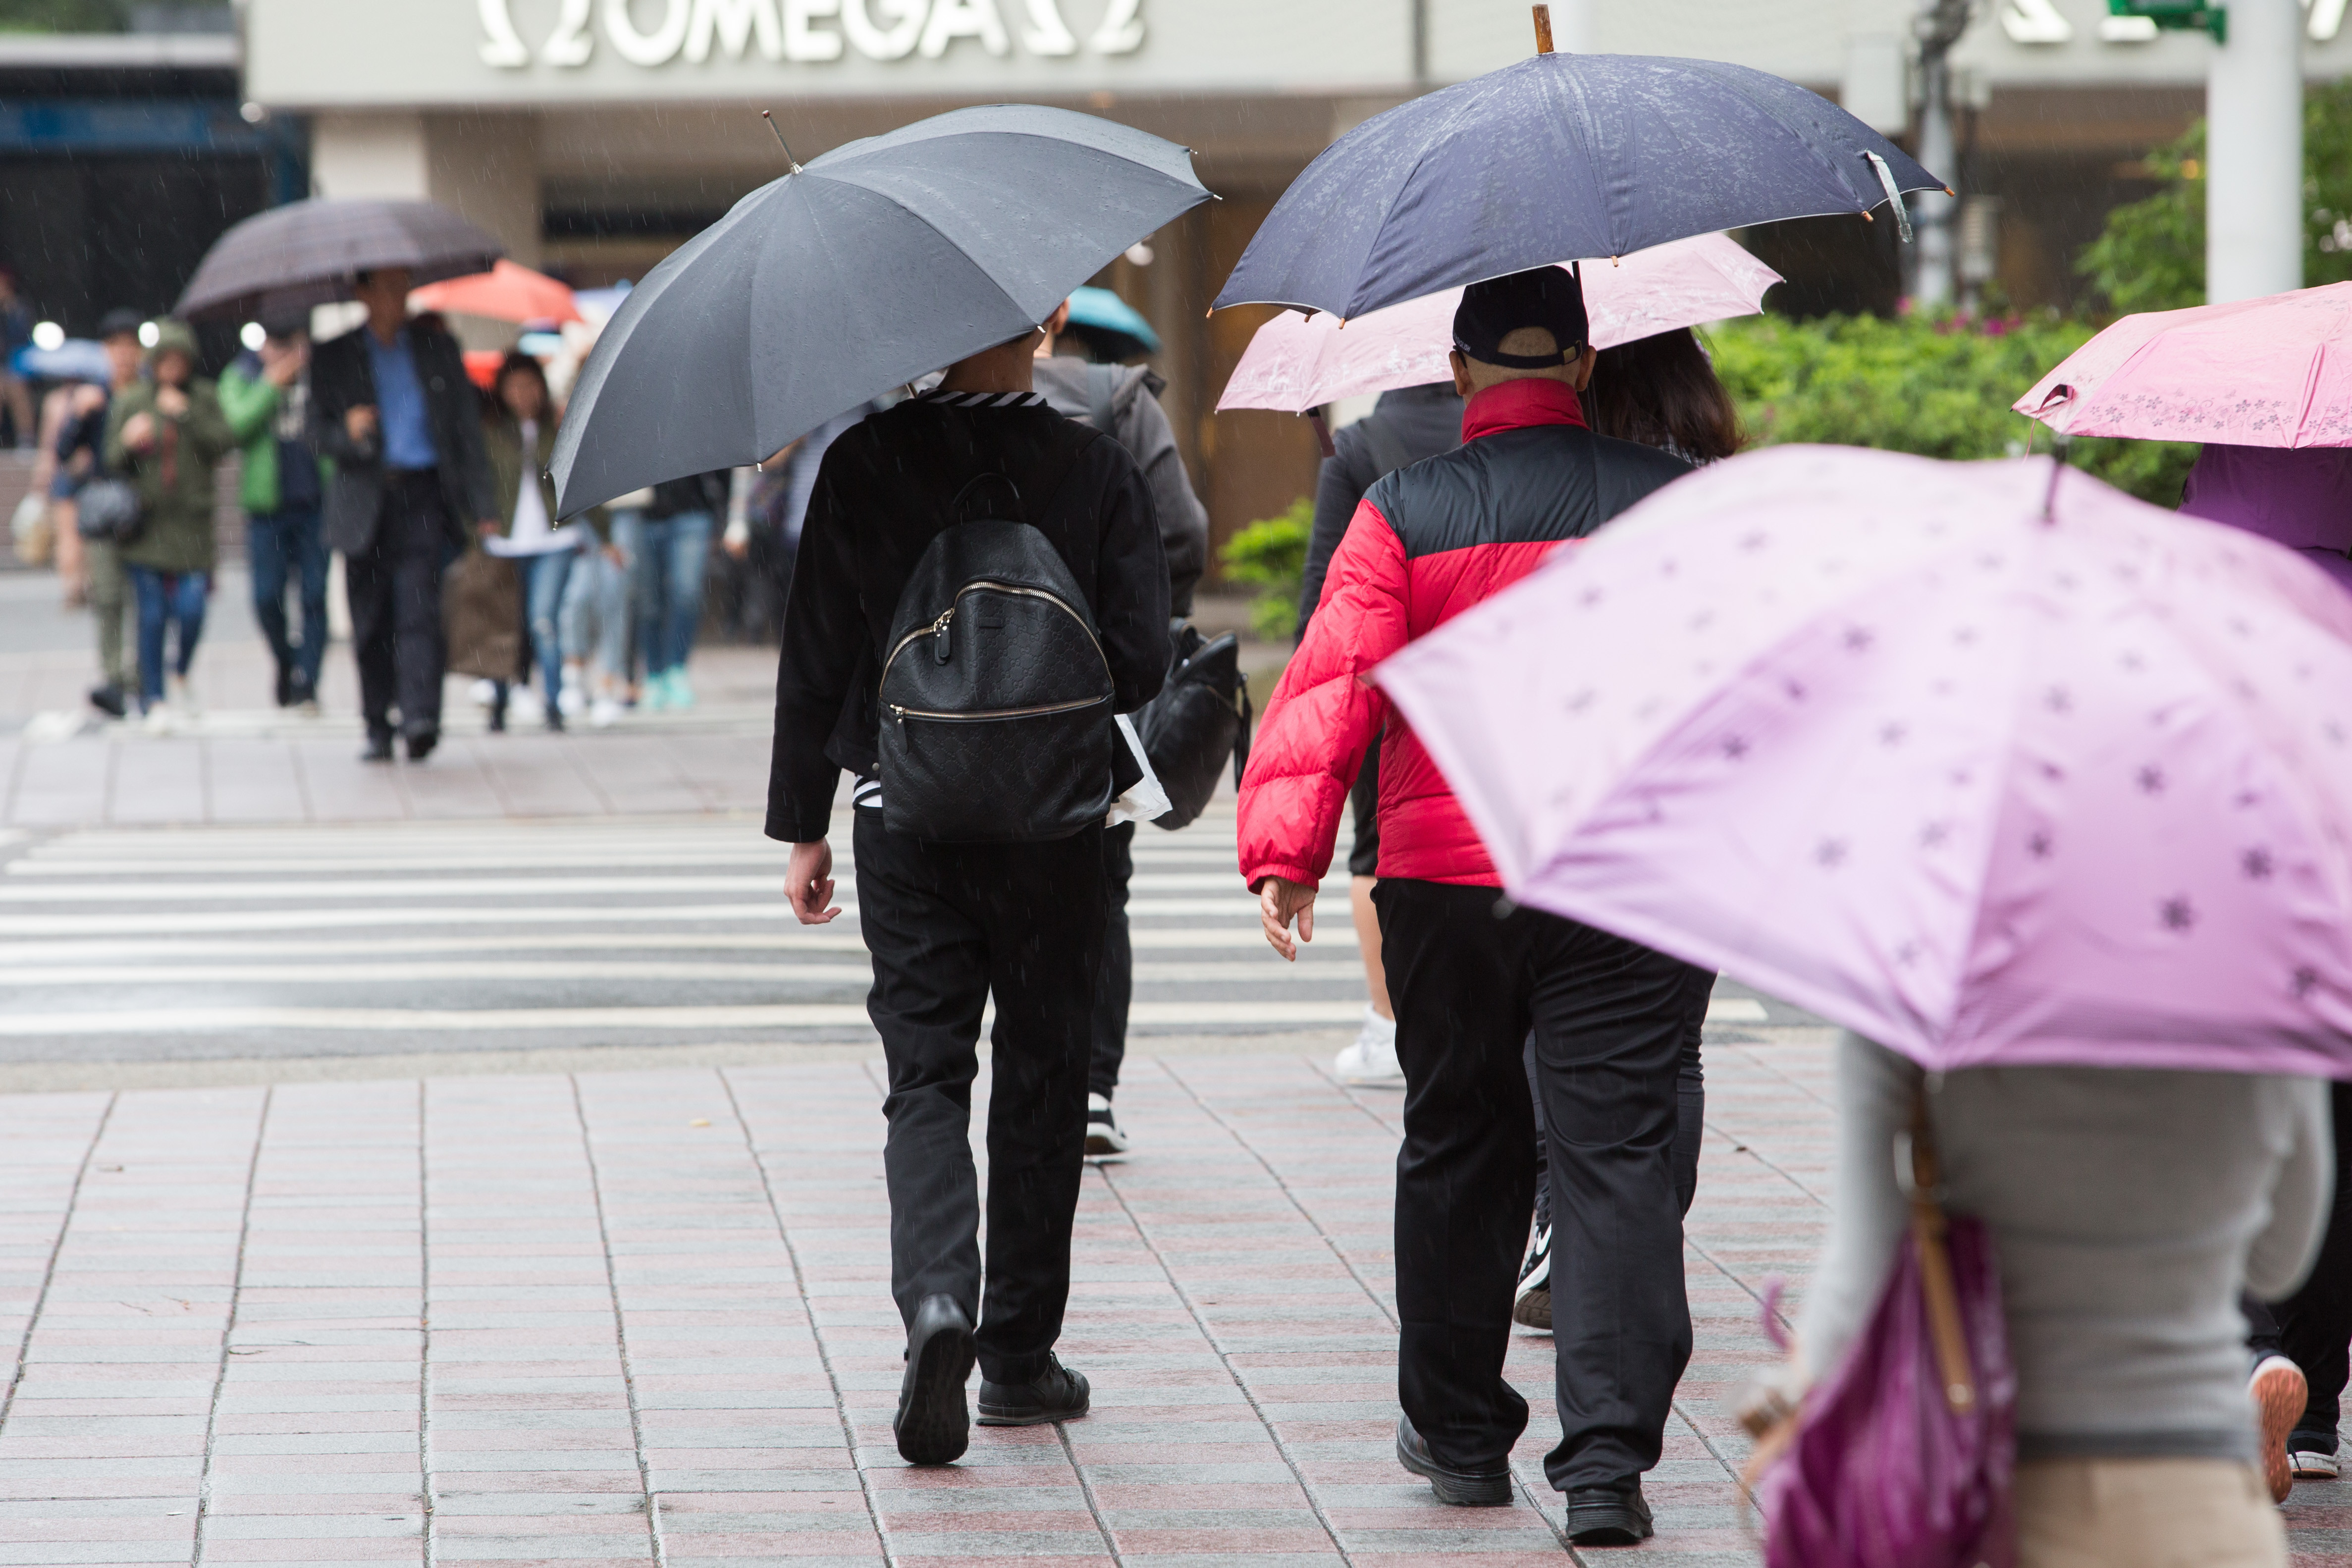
[1133,621,1253,830]
[1747,1088,2017,1568]
[74,477,145,543]
[441,547,526,682]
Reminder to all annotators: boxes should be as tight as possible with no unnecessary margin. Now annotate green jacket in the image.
[217,360,330,517]
[104,379,236,574]
[484,414,608,543]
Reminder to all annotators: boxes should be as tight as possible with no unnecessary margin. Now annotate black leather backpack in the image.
[876,475,1116,843]
[1135,622,1251,829]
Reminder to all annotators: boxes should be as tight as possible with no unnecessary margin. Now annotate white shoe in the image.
[589,697,621,729]
[167,673,200,716]
[510,688,545,723]
[2293,1447,2340,1480]
[470,678,498,708]
[140,701,174,735]
[557,681,587,717]
[1084,1092,1131,1158]
[1333,1007,1403,1086]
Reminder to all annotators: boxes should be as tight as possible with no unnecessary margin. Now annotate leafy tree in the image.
[1220,497,1313,642]
[2078,79,2352,312]
[0,0,132,30]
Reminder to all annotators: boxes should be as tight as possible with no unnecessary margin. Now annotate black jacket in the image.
[646,470,731,520]
[310,315,497,556]
[1298,381,1464,631]
[765,389,1172,844]
[1031,358,1209,616]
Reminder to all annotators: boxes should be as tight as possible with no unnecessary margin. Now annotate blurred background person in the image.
[618,468,726,711]
[57,309,147,714]
[481,350,583,733]
[0,268,35,450]
[1295,378,1464,1089]
[559,523,630,729]
[221,314,329,713]
[105,318,234,727]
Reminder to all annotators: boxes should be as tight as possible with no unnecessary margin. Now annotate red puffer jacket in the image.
[1237,378,1689,890]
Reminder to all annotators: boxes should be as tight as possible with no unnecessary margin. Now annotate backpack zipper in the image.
[891,692,1111,722]
[882,580,1110,694]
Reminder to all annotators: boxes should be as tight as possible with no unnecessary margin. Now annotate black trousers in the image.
[1088,820,1135,1100]
[854,808,1107,1385]
[1376,876,1709,1489]
[1530,992,1710,1234]
[347,473,452,742]
[2247,1079,2352,1451]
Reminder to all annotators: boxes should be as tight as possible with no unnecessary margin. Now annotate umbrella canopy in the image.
[176,199,505,324]
[2017,280,2352,447]
[409,259,582,325]
[1215,52,1940,322]
[551,106,1210,519]
[1062,285,1161,360]
[11,339,113,385]
[1217,233,1780,414]
[1372,445,2352,1078]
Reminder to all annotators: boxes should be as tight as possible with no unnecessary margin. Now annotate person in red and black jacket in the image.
[1236,267,1713,1547]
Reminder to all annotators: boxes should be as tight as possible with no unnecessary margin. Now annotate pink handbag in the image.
[1749,1094,2018,1568]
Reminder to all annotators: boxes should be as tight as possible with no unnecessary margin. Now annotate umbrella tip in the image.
[761,110,805,175]
[1532,3,1555,52]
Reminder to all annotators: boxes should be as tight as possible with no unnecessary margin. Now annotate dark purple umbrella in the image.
[176,199,505,323]
[1215,53,1944,321]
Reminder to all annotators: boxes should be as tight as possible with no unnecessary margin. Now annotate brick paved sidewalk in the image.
[2,1042,2343,1567]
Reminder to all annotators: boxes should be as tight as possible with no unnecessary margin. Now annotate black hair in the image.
[1580,328,1743,464]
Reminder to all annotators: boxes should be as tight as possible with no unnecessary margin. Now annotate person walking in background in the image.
[1295,379,1464,1089]
[1241,268,1703,1545]
[220,314,329,713]
[59,309,147,714]
[313,270,498,763]
[560,521,632,730]
[481,351,593,733]
[770,324,1168,1468]
[104,319,236,728]
[1786,1032,2328,1566]
[617,470,725,711]
[1032,296,1211,1159]
[0,269,36,450]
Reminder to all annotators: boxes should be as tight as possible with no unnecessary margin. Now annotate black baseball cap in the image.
[1452,265,1589,368]
[96,307,145,342]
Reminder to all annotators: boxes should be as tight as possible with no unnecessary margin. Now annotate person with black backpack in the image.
[769,323,1169,1468]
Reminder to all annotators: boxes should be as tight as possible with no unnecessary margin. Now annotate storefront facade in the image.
[237,0,2352,544]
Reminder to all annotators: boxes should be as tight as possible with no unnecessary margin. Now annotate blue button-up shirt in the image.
[364,327,438,472]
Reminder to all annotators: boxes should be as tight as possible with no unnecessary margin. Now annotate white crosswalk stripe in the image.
[0,809,1373,1052]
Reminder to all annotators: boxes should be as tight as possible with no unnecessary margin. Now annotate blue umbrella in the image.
[12,339,113,384]
[1062,286,1161,360]
[1216,52,1943,321]
[552,105,1209,518]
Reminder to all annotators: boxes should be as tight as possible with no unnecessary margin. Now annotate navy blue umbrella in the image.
[1215,53,1944,321]
[552,105,1210,518]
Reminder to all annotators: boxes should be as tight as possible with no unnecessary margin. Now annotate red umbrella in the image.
[410,259,582,325]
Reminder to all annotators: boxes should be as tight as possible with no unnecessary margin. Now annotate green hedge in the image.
[1220,496,1313,642]
[1708,311,2198,506]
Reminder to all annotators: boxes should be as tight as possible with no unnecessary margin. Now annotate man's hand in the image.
[261,346,304,387]
[476,520,501,541]
[71,384,106,416]
[787,839,841,924]
[154,385,189,419]
[119,411,157,452]
[1257,876,1316,962]
[345,405,378,443]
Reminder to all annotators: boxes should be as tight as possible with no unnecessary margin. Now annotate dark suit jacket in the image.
[311,316,497,555]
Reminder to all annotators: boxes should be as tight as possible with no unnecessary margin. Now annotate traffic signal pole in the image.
[2206,0,2304,302]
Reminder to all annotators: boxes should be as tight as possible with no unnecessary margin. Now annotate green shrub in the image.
[1221,497,1313,642]
[1709,312,2197,506]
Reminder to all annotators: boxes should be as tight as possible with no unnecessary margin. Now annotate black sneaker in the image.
[894,1294,976,1465]
[1512,1224,1552,1331]
[404,729,438,762]
[1564,1478,1654,1545]
[273,666,293,707]
[88,683,127,719]
[1394,1415,1513,1506]
[1085,1092,1131,1158]
[360,732,395,763]
[976,1355,1090,1426]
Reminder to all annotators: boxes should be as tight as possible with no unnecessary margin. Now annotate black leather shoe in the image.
[273,667,293,707]
[894,1294,975,1465]
[88,683,127,719]
[1394,1415,1513,1506]
[360,733,395,763]
[404,729,438,762]
[1564,1478,1654,1545]
[976,1355,1089,1425]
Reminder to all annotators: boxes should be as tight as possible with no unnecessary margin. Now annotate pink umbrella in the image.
[1216,234,1781,413]
[2015,280,2352,446]
[1371,445,2352,1077]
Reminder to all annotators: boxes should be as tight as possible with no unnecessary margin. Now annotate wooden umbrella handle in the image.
[1533,4,1555,52]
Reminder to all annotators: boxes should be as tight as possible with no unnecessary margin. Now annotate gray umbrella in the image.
[176,199,505,323]
[550,105,1211,519]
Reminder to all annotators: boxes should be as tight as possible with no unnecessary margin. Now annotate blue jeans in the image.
[561,545,629,676]
[128,565,208,708]
[615,510,711,676]
[525,548,574,703]
[247,506,328,693]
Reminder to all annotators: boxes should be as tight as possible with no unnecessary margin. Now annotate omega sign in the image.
[477,0,1145,67]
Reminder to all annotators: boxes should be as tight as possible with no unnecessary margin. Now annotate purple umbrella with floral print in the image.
[2016,280,2352,447]
[1371,445,2352,1077]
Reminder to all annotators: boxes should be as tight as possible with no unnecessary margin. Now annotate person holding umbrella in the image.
[312,269,498,762]
[1241,265,1706,1545]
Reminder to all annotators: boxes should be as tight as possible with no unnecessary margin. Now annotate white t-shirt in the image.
[486,419,579,557]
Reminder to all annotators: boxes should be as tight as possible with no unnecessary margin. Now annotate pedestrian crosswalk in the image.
[0,808,1375,1059]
